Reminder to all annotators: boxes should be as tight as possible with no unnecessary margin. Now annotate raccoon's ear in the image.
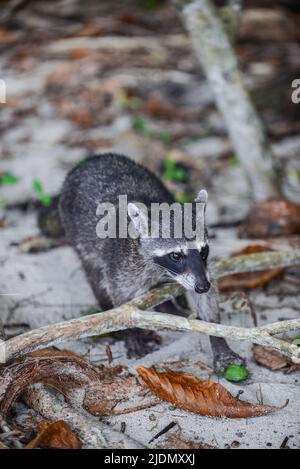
[128,202,149,237]
[195,189,208,205]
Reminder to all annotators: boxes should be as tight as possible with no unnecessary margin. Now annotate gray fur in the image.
[59,153,175,307]
[58,153,244,368]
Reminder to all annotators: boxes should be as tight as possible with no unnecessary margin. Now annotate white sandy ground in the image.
[0,47,300,449]
[0,210,299,449]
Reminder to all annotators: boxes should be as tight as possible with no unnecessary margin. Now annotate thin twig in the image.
[111,400,161,416]
[148,421,177,444]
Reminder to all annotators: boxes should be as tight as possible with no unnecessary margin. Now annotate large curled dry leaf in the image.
[218,245,283,291]
[26,420,81,449]
[137,366,280,419]
[241,199,300,239]
[0,349,146,418]
[0,349,100,415]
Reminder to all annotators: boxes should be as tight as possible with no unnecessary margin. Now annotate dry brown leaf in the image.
[218,245,283,291]
[26,420,81,449]
[143,95,181,120]
[70,48,94,60]
[84,365,145,416]
[47,63,80,87]
[253,345,300,373]
[253,345,289,370]
[69,110,94,128]
[287,364,300,373]
[137,366,279,418]
[241,199,300,239]
[0,217,12,229]
[0,28,17,42]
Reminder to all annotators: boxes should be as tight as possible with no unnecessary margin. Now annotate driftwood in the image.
[219,0,244,41]
[1,249,300,365]
[24,385,145,449]
[182,0,279,201]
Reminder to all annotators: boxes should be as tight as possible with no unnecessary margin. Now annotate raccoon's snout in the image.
[194,281,210,294]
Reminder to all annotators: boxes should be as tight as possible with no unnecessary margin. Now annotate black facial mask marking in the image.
[154,250,186,274]
[200,244,209,266]
[154,247,210,293]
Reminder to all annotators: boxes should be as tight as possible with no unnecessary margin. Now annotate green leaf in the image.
[164,159,176,171]
[132,116,146,131]
[162,171,173,182]
[0,172,19,185]
[162,159,187,182]
[292,336,300,347]
[175,193,192,203]
[174,168,187,182]
[157,130,171,144]
[41,194,53,207]
[229,155,240,167]
[223,364,249,383]
[143,0,161,11]
[32,179,44,194]
[162,159,176,181]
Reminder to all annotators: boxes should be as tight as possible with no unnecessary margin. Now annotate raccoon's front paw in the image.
[213,350,246,375]
[210,336,246,374]
[117,328,161,358]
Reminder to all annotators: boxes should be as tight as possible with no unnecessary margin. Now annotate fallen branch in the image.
[1,250,299,364]
[219,0,244,41]
[214,249,300,277]
[23,385,144,449]
[182,0,279,201]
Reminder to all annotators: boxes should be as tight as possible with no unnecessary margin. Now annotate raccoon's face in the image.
[127,189,211,294]
[152,245,210,293]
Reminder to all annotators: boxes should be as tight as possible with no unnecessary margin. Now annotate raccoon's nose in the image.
[195,281,211,294]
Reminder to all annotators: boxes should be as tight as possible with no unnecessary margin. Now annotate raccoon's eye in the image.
[169,252,183,262]
[201,244,209,261]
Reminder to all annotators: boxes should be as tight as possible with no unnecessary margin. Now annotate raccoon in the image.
[42,153,244,371]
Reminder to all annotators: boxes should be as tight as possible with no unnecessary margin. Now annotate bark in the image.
[182,0,279,201]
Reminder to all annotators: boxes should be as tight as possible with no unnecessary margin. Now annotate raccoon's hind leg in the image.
[38,195,65,238]
[81,262,114,311]
[187,281,245,373]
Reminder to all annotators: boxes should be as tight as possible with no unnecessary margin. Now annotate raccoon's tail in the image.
[37,195,65,238]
